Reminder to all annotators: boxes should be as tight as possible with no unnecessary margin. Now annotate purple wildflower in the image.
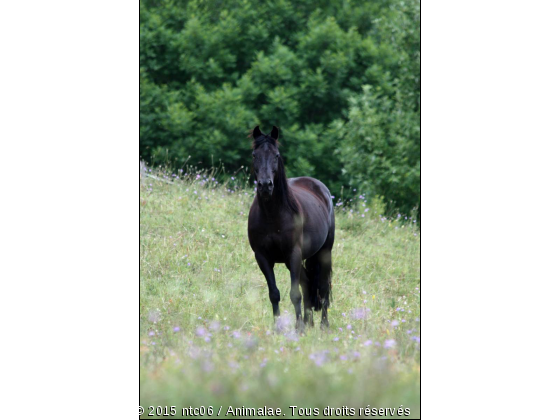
[309,351,329,367]
[384,339,397,349]
[275,315,292,332]
[284,331,299,342]
[202,360,213,372]
[147,310,161,323]
[244,336,258,349]
[351,308,367,320]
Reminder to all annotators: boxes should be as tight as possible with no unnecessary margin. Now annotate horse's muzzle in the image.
[257,179,274,196]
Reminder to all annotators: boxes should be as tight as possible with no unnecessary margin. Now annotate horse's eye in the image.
[275,153,279,158]
[252,153,256,158]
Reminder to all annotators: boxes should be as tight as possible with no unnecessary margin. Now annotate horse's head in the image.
[251,125,280,199]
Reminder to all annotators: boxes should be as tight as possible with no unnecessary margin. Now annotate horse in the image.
[247,125,335,330]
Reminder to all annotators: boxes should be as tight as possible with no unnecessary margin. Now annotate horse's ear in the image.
[270,126,279,141]
[252,126,262,139]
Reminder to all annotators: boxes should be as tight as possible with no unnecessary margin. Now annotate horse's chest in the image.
[262,229,287,247]
[256,227,294,257]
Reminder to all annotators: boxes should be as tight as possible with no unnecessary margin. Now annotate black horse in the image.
[247,126,335,330]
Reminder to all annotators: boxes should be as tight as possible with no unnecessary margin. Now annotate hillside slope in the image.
[140,169,420,418]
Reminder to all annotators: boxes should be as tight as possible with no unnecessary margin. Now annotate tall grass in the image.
[140,166,420,419]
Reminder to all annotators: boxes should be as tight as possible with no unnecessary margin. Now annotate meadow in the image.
[140,166,420,418]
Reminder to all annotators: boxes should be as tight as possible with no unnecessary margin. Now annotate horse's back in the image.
[288,177,333,216]
[289,177,335,258]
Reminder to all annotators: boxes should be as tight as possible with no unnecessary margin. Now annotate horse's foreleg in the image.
[288,248,304,331]
[255,252,280,318]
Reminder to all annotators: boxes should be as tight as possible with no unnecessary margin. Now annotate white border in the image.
[2,0,560,418]
[422,1,560,418]
[1,2,139,419]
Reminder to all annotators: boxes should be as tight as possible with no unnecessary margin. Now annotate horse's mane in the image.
[250,132,281,149]
[274,154,299,214]
[251,132,299,214]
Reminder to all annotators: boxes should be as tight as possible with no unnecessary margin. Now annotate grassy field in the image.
[140,167,420,419]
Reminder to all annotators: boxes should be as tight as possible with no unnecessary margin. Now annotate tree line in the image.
[141,0,419,214]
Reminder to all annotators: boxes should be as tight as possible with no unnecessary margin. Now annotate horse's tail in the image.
[303,251,332,312]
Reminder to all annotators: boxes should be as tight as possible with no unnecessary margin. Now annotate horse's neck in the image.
[258,188,289,219]
[258,196,281,219]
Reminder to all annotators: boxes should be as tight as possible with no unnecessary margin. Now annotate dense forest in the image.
[140,0,419,214]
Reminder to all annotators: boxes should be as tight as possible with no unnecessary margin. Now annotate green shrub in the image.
[140,0,419,215]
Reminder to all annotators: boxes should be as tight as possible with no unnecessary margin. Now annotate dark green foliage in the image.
[140,0,419,214]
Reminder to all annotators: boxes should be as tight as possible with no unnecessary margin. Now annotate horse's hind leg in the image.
[287,247,304,332]
[318,218,334,329]
[317,248,332,329]
[300,267,314,327]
